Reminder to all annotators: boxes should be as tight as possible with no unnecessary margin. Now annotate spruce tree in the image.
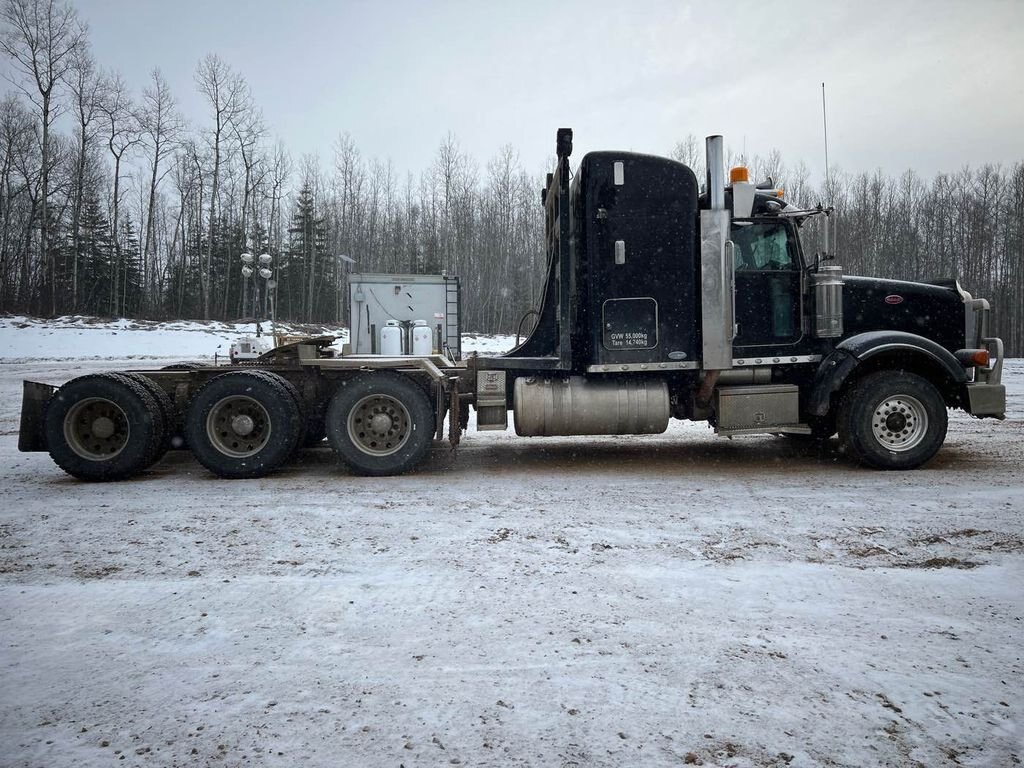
[285,183,328,322]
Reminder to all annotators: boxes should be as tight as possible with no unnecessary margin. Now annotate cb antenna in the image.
[821,81,836,258]
[821,82,830,189]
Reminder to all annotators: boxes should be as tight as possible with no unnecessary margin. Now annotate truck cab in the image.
[471,128,1006,470]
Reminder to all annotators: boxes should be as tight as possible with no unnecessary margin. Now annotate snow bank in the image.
[0,315,516,361]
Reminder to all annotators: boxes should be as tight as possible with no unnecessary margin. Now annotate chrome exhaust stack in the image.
[699,135,735,370]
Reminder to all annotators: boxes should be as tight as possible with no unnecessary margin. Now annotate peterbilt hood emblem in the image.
[884,294,904,305]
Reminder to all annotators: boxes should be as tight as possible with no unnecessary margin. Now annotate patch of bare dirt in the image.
[895,557,980,570]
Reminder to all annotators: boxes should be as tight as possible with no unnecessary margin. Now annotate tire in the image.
[184,370,302,479]
[121,372,175,466]
[43,373,162,481]
[275,375,309,451]
[326,373,435,476]
[838,370,948,470]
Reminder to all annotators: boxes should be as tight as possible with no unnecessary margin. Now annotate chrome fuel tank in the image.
[513,376,670,437]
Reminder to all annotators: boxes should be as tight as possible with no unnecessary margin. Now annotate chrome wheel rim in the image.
[347,394,411,456]
[64,398,130,460]
[207,395,271,457]
[871,393,928,452]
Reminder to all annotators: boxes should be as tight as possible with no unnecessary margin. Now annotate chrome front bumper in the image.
[965,336,1005,419]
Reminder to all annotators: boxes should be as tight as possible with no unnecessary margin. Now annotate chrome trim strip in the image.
[587,361,700,373]
[732,355,822,366]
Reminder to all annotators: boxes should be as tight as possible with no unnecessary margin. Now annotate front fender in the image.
[807,331,966,417]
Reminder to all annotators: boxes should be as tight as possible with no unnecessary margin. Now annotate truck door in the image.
[731,220,802,348]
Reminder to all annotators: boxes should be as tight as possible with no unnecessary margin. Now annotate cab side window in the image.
[731,220,802,347]
[732,222,795,271]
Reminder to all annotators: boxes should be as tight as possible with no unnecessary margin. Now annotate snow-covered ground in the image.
[0,319,1021,767]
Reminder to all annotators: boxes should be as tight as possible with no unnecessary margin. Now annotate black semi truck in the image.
[19,129,1006,480]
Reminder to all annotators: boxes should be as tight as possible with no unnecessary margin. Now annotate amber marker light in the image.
[956,349,991,367]
[729,166,750,184]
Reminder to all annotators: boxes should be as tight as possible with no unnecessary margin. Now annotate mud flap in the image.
[19,381,57,452]
[448,376,462,448]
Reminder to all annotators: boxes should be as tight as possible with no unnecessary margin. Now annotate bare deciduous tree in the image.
[98,70,140,315]
[231,106,265,316]
[64,44,103,309]
[137,67,183,314]
[0,93,36,308]
[195,53,248,319]
[0,0,86,314]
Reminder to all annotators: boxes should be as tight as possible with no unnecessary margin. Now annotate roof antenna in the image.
[821,82,830,189]
[821,82,836,258]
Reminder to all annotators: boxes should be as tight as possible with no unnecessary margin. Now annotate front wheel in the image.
[838,371,948,470]
[326,373,435,476]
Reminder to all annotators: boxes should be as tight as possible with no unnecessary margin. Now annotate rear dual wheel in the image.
[273,376,327,450]
[326,373,435,476]
[44,373,164,481]
[184,371,302,479]
[120,372,176,466]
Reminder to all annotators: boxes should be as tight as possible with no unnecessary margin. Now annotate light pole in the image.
[257,252,273,321]
[240,250,255,317]
[266,275,277,336]
[338,254,356,326]
[240,247,272,321]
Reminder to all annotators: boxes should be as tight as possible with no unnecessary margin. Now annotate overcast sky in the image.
[7,0,1024,184]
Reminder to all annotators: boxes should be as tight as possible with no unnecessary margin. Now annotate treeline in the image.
[1,0,1021,354]
[0,0,544,335]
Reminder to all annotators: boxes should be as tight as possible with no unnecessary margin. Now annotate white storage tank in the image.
[411,320,432,355]
[380,320,402,356]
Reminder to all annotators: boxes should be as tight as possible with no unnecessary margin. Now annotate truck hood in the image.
[841,275,964,352]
